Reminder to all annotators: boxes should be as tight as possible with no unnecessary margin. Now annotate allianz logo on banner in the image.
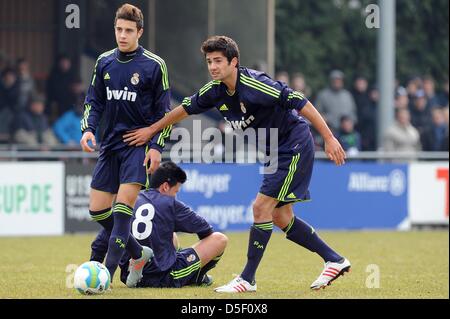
[182,170,231,198]
[348,169,406,196]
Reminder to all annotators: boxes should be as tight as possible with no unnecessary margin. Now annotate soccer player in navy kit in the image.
[90,162,228,288]
[80,4,171,282]
[123,36,351,292]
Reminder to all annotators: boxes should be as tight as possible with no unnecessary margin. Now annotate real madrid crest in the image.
[240,102,247,114]
[186,254,196,262]
[131,73,140,85]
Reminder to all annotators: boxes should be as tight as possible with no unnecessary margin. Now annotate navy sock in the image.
[90,230,142,263]
[89,208,113,263]
[241,222,273,283]
[126,235,143,260]
[195,253,223,285]
[105,203,135,280]
[89,205,142,261]
[89,207,113,231]
[90,207,142,266]
[283,217,342,262]
[90,228,109,263]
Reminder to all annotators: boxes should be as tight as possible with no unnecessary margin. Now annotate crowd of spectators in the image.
[0,52,448,154]
[276,70,449,153]
[0,55,84,148]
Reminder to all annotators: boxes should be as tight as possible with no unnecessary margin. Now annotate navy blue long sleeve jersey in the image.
[91,189,213,272]
[81,46,172,153]
[131,189,213,272]
[182,67,311,154]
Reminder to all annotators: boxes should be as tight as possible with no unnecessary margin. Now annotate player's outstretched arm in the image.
[299,101,346,166]
[123,105,189,147]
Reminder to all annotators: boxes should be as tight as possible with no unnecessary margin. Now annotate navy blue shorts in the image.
[91,146,149,194]
[136,248,202,288]
[259,136,314,207]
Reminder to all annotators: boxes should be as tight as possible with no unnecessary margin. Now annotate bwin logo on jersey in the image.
[106,87,137,102]
[224,115,255,130]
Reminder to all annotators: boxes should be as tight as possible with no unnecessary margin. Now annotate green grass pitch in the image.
[0,231,447,299]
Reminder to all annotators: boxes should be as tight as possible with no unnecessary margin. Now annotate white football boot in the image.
[126,246,154,288]
[310,258,351,290]
[214,276,257,293]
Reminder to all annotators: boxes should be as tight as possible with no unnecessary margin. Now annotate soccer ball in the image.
[74,261,111,295]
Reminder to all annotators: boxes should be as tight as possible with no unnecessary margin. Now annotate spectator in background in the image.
[16,58,36,112]
[423,75,441,109]
[309,125,325,151]
[0,52,8,71]
[11,94,59,147]
[443,106,449,126]
[315,70,357,131]
[251,61,268,74]
[363,86,380,150]
[352,76,375,151]
[0,68,19,111]
[68,78,85,110]
[420,107,449,152]
[275,71,290,86]
[395,86,409,110]
[443,106,449,150]
[0,68,19,142]
[337,115,361,156]
[369,85,380,106]
[406,76,422,105]
[53,94,85,146]
[383,108,421,153]
[291,72,312,98]
[46,54,75,123]
[439,78,449,107]
[409,89,432,135]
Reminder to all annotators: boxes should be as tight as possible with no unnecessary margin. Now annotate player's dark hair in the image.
[115,3,144,31]
[149,161,187,188]
[201,36,240,67]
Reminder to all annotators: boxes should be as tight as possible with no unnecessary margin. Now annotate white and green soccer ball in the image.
[74,261,111,295]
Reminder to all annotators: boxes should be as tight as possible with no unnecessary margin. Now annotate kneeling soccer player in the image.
[90,161,228,288]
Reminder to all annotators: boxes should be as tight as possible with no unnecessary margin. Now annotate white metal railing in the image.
[0,144,448,161]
